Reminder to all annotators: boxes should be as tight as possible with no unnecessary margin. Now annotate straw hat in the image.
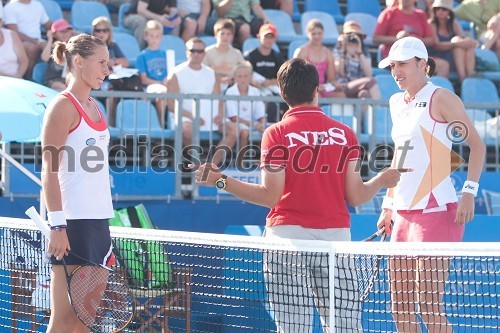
[342,21,366,39]
[432,0,454,12]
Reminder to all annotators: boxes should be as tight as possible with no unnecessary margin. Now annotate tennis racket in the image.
[357,223,391,302]
[25,206,135,332]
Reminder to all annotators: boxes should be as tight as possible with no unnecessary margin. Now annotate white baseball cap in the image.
[378,36,428,69]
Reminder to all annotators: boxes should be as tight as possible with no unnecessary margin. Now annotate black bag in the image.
[109,74,143,91]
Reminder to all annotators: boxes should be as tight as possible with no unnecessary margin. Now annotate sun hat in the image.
[432,0,454,12]
[342,21,366,39]
[378,36,428,68]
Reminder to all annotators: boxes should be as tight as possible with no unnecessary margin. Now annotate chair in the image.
[344,13,378,45]
[159,35,187,65]
[474,48,500,82]
[198,35,217,48]
[461,78,499,105]
[346,0,382,17]
[300,11,339,45]
[54,0,73,10]
[117,2,133,34]
[304,0,344,24]
[291,0,302,23]
[429,76,455,93]
[288,39,306,59]
[115,99,172,139]
[32,62,47,85]
[482,189,500,215]
[71,1,111,33]
[263,9,305,44]
[375,74,401,101]
[10,263,50,332]
[242,37,279,55]
[114,32,141,68]
[39,0,63,24]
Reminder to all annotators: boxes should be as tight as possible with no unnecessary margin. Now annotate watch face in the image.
[216,180,225,189]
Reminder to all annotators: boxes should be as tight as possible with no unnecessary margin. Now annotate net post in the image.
[328,244,336,333]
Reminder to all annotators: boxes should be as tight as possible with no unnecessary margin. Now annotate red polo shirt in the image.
[260,106,360,229]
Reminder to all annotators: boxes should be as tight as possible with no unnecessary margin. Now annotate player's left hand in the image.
[455,193,475,224]
[188,162,221,186]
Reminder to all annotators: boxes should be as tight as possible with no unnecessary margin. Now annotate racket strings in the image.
[69,266,134,332]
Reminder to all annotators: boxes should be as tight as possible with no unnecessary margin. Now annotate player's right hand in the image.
[377,208,393,235]
[48,230,70,261]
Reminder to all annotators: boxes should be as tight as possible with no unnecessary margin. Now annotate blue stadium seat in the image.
[263,9,306,44]
[113,32,141,68]
[71,1,111,33]
[55,0,73,11]
[242,37,279,55]
[474,48,500,82]
[198,35,217,48]
[32,62,47,85]
[159,35,187,65]
[461,78,499,105]
[344,13,378,45]
[288,39,306,59]
[428,76,455,93]
[301,11,339,45]
[115,99,172,139]
[117,2,133,34]
[304,0,344,24]
[39,0,63,24]
[375,74,401,101]
[291,0,302,23]
[346,0,382,17]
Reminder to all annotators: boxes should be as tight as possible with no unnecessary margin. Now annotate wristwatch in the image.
[215,174,228,190]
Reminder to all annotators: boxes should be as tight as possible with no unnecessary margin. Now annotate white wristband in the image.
[381,196,393,210]
[48,211,67,227]
[462,180,479,197]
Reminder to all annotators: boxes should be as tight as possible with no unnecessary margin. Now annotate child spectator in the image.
[3,0,51,78]
[177,0,211,42]
[225,61,266,165]
[41,19,75,91]
[136,19,169,126]
[203,18,245,91]
[0,21,28,78]
[295,19,346,98]
[428,0,478,83]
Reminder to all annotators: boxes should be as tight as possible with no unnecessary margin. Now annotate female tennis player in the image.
[41,33,114,332]
[377,37,485,332]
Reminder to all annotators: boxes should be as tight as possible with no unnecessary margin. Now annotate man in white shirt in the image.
[166,37,237,166]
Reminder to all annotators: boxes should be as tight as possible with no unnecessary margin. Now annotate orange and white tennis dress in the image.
[388,82,464,242]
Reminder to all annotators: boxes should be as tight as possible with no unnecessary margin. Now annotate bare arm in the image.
[41,32,54,62]
[251,3,268,21]
[11,30,29,78]
[278,0,294,16]
[214,0,234,17]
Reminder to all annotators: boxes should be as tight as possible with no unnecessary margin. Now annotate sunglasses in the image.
[94,28,110,33]
[188,49,205,54]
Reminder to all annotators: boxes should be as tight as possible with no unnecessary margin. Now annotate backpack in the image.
[109,204,173,289]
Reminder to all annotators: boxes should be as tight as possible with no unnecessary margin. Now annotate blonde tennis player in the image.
[377,37,485,332]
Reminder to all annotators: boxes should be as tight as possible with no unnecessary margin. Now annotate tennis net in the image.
[0,217,499,332]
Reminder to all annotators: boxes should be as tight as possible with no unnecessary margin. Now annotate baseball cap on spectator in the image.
[378,36,428,68]
[259,23,278,37]
[51,19,72,33]
[342,21,366,39]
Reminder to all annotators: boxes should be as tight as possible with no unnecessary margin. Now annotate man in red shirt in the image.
[191,58,405,332]
[374,0,435,61]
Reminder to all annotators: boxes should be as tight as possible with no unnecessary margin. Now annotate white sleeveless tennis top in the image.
[390,82,458,210]
[58,92,114,219]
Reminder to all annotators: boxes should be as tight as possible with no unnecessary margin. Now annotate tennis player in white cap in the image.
[377,36,485,332]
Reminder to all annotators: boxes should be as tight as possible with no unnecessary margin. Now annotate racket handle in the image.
[25,206,52,262]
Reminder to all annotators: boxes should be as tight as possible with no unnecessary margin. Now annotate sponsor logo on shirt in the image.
[415,102,427,107]
[86,138,96,146]
[285,127,347,148]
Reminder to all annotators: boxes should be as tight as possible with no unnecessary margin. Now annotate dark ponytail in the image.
[415,56,436,77]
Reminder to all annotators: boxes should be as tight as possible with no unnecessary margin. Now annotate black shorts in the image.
[51,219,113,266]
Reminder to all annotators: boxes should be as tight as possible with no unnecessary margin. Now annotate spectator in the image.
[244,23,285,122]
[41,19,76,91]
[177,0,211,42]
[3,0,51,78]
[212,0,269,49]
[166,37,237,166]
[225,61,266,166]
[123,0,181,49]
[0,15,28,78]
[415,0,433,18]
[136,19,169,125]
[482,13,500,59]
[295,19,346,98]
[454,0,500,38]
[260,0,293,17]
[203,18,245,91]
[373,0,449,75]
[335,21,380,121]
[428,0,478,83]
